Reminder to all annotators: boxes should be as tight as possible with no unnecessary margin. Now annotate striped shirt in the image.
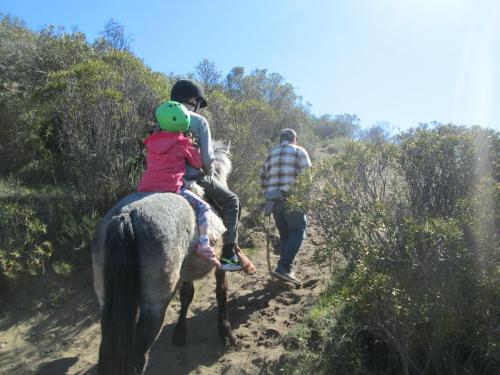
[259,140,312,193]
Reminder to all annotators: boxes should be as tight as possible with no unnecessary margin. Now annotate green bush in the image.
[287,125,500,374]
[0,201,53,276]
[55,208,100,262]
[37,53,170,211]
[0,179,100,279]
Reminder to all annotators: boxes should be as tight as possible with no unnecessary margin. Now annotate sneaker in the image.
[220,254,243,272]
[272,269,302,286]
[195,243,221,268]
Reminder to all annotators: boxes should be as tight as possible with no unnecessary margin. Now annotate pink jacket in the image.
[137,131,202,193]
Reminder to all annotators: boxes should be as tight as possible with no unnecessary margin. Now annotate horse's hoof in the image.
[222,334,237,348]
[217,325,236,347]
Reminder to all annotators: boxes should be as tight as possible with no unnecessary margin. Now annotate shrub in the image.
[0,201,54,277]
[325,145,338,154]
[37,53,170,211]
[287,125,500,374]
[0,179,99,280]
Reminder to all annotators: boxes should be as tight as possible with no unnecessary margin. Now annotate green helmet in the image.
[155,101,191,132]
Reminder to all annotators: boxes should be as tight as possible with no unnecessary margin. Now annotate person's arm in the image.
[297,148,312,184]
[198,118,214,176]
[183,137,203,169]
[298,148,312,171]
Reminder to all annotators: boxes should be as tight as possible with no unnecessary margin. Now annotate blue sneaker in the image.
[220,254,243,272]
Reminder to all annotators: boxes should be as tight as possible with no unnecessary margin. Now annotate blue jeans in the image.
[272,200,307,273]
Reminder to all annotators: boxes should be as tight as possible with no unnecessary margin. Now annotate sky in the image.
[2,0,500,131]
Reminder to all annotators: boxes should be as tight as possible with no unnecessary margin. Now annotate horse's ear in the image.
[226,140,231,153]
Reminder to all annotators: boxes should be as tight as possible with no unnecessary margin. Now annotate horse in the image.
[92,141,241,375]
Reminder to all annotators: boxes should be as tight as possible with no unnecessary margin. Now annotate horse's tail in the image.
[99,213,140,375]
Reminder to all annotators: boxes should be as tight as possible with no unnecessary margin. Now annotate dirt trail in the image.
[0,229,327,375]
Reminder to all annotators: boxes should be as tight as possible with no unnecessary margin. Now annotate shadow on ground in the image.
[144,280,285,375]
[36,357,79,375]
[0,268,100,375]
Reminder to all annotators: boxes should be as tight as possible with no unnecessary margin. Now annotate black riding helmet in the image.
[171,79,208,108]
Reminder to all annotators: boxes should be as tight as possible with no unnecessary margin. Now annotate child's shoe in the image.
[195,243,221,268]
[220,254,243,272]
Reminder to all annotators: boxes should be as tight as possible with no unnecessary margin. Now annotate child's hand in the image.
[187,131,200,147]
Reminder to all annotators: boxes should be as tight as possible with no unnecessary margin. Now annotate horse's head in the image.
[212,140,232,186]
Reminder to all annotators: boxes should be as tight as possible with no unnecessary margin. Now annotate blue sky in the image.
[3,0,500,131]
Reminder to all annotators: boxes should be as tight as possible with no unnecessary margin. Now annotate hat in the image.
[171,79,208,108]
[279,128,297,141]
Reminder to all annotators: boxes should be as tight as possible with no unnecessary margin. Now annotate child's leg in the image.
[180,188,221,268]
[180,188,210,228]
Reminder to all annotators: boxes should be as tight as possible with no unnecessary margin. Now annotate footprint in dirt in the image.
[256,328,281,348]
[263,328,280,340]
[274,292,301,306]
[302,278,319,289]
[258,309,276,323]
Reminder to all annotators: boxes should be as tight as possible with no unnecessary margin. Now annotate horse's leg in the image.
[172,281,195,346]
[215,269,236,346]
[134,300,169,375]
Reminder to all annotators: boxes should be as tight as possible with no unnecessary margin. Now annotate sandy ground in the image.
[0,229,327,375]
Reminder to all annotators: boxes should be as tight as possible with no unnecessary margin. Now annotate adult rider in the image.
[171,79,253,273]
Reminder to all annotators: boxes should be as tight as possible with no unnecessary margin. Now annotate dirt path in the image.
[0,229,327,375]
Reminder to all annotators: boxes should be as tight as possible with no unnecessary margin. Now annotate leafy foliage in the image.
[313,113,360,139]
[287,125,500,374]
[0,16,171,278]
[0,200,53,276]
[37,54,170,210]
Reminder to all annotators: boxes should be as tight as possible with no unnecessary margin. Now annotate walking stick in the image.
[265,215,274,275]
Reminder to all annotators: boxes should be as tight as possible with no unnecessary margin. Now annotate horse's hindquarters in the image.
[180,240,222,281]
[92,192,198,373]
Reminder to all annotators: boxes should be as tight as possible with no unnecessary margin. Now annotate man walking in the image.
[259,128,312,285]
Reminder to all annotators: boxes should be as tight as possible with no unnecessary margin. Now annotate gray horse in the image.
[92,142,237,375]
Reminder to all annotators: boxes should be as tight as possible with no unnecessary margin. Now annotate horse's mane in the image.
[211,139,232,186]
